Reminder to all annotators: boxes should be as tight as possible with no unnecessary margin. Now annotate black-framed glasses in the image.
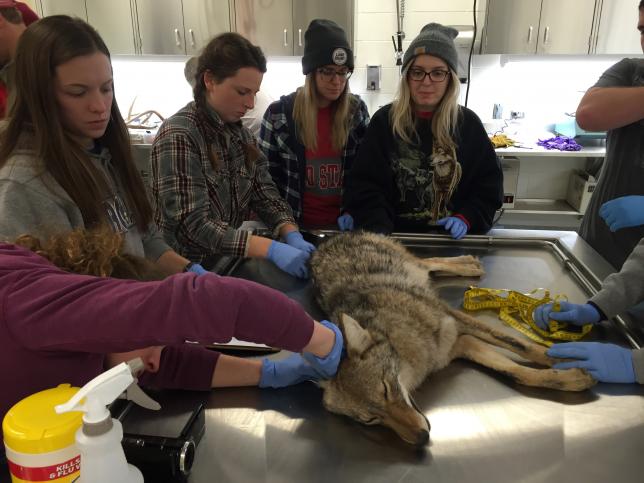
[317,67,353,81]
[408,68,449,83]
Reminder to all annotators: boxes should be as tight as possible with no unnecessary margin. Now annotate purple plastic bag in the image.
[537,136,582,151]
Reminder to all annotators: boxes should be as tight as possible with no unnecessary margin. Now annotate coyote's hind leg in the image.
[450,334,595,391]
[447,307,553,367]
[418,255,485,277]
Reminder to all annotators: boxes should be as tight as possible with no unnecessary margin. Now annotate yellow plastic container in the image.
[3,385,82,482]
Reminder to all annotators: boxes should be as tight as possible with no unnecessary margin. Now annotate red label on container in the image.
[8,456,80,481]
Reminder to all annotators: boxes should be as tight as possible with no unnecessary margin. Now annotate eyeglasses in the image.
[408,68,450,83]
[317,67,353,81]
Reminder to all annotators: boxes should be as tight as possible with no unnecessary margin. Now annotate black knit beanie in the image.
[302,19,354,75]
[402,23,459,73]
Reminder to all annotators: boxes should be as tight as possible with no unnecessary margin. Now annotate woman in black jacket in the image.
[344,23,503,238]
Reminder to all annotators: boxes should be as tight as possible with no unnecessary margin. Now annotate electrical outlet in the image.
[510,111,525,119]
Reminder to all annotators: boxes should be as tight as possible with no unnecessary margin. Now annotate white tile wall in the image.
[352,0,486,112]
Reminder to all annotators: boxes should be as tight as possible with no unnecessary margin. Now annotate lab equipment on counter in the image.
[555,115,606,140]
[110,391,206,483]
[55,359,160,483]
[3,384,82,482]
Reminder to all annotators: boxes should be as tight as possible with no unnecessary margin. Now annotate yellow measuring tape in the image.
[463,287,593,347]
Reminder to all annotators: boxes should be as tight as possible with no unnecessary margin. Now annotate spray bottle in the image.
[55,359,160,483]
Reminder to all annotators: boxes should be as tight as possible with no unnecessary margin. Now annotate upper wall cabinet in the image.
[38,0,86,18]
[482,0,597,54]
[182,0,232,55]
[593,0,643,54]
[234,0,353,57]
[86,0,138,55]
[37,0,231,55]
[128,0,232,55]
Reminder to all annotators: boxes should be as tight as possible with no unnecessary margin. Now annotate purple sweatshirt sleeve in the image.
[6,264,315,354]
[138,345,219,391]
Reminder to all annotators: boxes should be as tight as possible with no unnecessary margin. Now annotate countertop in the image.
[179,228,643,483]
[494,144,606,157]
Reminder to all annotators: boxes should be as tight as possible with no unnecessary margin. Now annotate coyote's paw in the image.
[550,367,596,391]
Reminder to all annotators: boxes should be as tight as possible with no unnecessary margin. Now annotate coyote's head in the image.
[319,314,431,446]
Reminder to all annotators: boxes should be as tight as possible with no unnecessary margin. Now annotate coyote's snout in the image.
[310,232,595,445]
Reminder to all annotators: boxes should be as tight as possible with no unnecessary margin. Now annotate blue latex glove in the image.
[284,231,316,255]
[259,353,321,388]
[337,213,354,231]
[267,240,310,279]
[533,301,601,330]
[547,342,635,383]
[599,195,644,232]
[302,320,344,378]
[437,216,468,240]
[186,263,208,276]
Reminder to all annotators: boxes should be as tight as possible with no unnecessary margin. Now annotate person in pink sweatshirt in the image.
[0,241,343,428]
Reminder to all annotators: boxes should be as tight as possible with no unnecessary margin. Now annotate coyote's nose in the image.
[414,429,430,446]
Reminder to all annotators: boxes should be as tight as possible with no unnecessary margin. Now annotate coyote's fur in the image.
[310,232,595,446]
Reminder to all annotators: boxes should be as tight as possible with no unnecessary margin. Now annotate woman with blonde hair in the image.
[0,15,202,275]
[259,19,369,230]
[344,23,503,238]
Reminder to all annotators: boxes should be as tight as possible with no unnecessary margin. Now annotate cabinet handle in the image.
[189,29,195,47]
[283,29,288,47]
[527,26,533,44]
[174,28,181,47]
[543,26,550,45]
[298,28,302,47]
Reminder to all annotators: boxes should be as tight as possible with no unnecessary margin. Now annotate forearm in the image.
[247,234,272,258]
[302,321,336,358]
[154,249,190,275]
[576,86,644,131]
[590,239,644,318]
[211,354,262,387]
[278,223,298,237]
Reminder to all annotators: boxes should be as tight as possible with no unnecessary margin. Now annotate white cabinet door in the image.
[292,0,353,56]
[136,0,186,55]
[483,0,542,54]
[39,0,86,19]
[537,0,595,54]
[235,0,293,56]
[182,0,231,56]
[594,0,643,54]
[86,0,137,55]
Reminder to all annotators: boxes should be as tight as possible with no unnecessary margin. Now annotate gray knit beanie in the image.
[402,23,459,73]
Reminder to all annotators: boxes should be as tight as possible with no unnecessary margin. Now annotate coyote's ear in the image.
[340,313,373,358]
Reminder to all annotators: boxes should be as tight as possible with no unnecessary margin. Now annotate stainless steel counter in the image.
[187,229,644,483]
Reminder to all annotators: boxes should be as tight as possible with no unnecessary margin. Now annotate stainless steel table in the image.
[187,229,644,483]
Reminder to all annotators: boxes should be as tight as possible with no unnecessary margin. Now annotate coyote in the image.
[309,232,595,446]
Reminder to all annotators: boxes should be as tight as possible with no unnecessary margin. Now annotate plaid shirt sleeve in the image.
[246,129,297,236]
[259,100,303,220]
[151,126,251,260]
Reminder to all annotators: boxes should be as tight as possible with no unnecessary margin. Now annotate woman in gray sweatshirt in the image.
[0,15,201,276]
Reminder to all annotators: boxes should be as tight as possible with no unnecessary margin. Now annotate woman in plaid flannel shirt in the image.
[151,33,315,279]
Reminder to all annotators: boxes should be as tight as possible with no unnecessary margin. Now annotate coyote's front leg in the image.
[417,255,484,277]
[450,334,596,391]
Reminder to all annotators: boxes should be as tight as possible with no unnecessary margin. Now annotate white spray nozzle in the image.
[55,358,159,424]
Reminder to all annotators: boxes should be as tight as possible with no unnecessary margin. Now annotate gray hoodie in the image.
[0,137,170,261]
